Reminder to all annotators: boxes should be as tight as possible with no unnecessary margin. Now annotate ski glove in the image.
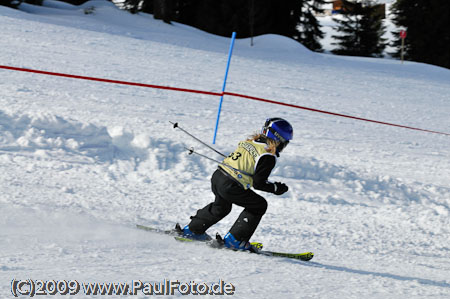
[273,182,288,195]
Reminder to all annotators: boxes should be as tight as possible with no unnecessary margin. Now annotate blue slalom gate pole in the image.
[213,31,236,144]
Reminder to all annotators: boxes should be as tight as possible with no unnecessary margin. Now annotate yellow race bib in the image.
[219,140,274,189]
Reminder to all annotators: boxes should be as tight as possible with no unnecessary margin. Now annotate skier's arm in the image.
[252,155,278,193]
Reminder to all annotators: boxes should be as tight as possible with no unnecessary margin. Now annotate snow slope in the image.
[1,1,449,298]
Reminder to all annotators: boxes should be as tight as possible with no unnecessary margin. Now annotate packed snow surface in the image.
[1,1,449,298]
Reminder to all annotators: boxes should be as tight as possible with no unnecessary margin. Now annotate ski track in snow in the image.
[1,1,450,298]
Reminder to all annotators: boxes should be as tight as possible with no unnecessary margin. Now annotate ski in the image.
[258,250,314,261]
[172,235,263,250]
[213,233,314,261]
[136,224,179,236]
[136,224,314,261]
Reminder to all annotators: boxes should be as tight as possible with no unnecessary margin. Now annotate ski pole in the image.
[185,147,253,177]
[185,147,223,164]
[170,121,227,158]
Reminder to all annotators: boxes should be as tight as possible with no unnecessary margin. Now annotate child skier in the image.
[182,118,293,251]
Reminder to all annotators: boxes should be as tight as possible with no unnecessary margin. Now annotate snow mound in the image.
[0,110,170,165]
[0,110,209,180]
[275,155,450,210]
[0,110,116,162]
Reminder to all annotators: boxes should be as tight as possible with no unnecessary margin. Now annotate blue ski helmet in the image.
[261,118,293,152]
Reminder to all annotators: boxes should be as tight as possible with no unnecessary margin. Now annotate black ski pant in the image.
[188,168,268,242]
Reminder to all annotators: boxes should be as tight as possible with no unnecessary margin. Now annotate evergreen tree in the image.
[391,0,450,69]
[297,0,325,52]
[153,0,172,23]
[168,0,302,39]
[332,0,386,57]
[119,0,142,14]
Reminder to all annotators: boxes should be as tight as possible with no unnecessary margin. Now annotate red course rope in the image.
[0,65,222,97]
[224,92,450,136]
[1,65,449,136]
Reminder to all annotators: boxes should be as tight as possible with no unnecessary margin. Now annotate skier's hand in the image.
[273,182,288,195]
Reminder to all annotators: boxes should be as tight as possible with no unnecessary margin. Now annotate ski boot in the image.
[223,232,261,253]
[177,224,212,241]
